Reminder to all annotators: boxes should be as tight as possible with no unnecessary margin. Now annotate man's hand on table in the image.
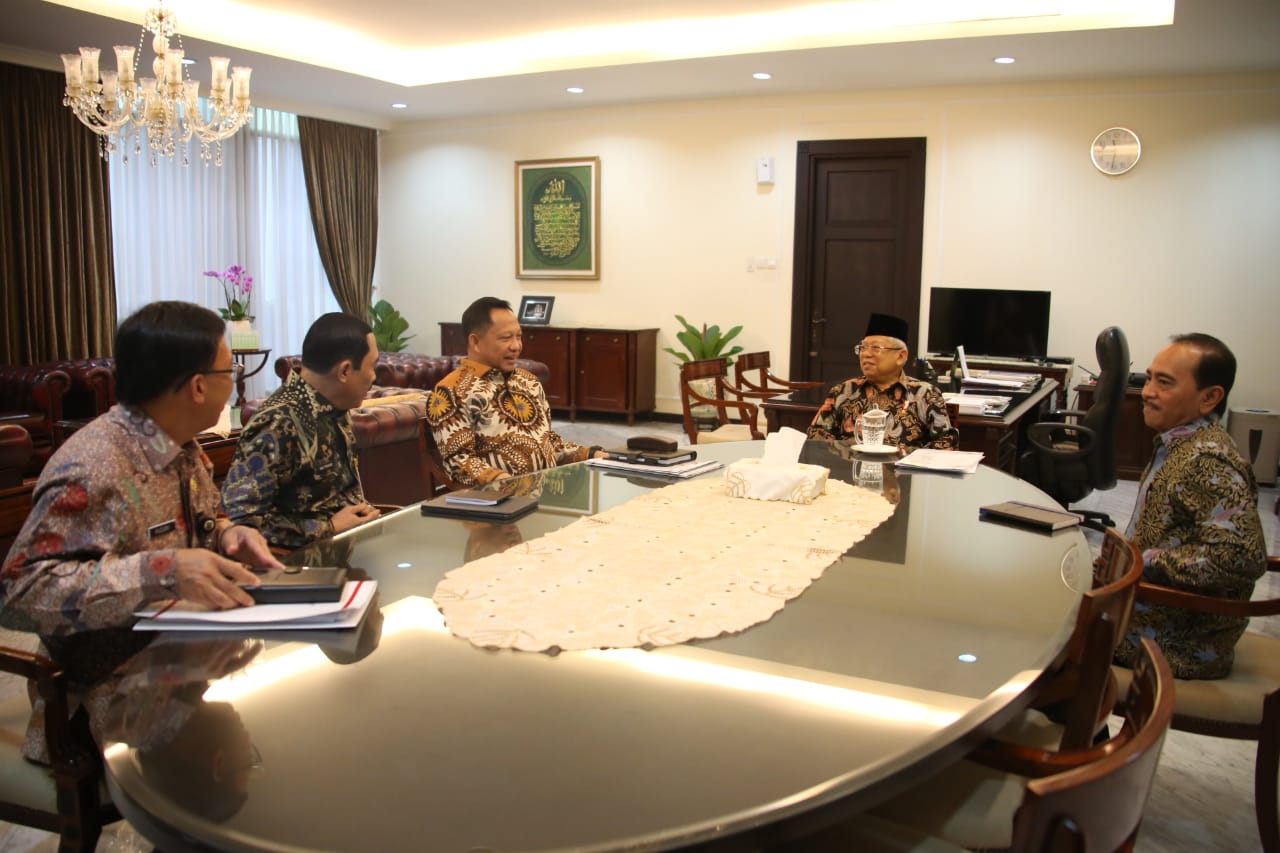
[332,502,381,534]
[219,524,283,570]
[175,549,263,609]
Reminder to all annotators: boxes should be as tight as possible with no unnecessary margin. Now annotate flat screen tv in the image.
[926,287,1051,359]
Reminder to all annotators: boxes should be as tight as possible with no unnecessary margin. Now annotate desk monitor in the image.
[927,287,1051,359]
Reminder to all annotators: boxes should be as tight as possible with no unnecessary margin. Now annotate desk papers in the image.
[943,392,1011,416]
[133,580,377,631]
[895,449,984,474]
[433,477,895,652]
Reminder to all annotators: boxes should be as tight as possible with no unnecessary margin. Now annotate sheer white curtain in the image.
[109,105,339,402]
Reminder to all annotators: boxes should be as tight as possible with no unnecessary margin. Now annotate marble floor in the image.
[1,416,1276,852]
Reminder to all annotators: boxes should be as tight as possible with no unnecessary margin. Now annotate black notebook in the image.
[243,566,348,604]
[420,493,539,521]
[979,501,1082,531]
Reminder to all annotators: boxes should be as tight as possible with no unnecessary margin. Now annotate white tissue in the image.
[725,427,829,504]
[761,426,807,466]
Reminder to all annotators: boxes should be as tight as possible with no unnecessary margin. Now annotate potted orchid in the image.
[205,264,259,348]
[205,264,255,322]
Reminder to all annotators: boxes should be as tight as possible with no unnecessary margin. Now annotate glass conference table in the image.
[101,440,1090,852]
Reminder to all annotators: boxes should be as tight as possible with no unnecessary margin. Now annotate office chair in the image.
[1019,326,1129,531]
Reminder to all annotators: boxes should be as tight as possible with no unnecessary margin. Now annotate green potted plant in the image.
[661,315,744,364]
[369,298,415,353]
[663,315,745,426]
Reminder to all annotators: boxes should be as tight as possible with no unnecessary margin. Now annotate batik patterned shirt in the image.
[1,405,222,639]
[807,372,957,450]
[221,370,364,550]
[426,357,589,487]
[1114,416,1266,679]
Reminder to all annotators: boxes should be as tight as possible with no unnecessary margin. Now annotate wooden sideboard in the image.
[926,356,1073,407]
[440,323,658,424]
[1075,383,1154,480]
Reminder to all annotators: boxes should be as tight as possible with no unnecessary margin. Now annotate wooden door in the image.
[790,139,926,387]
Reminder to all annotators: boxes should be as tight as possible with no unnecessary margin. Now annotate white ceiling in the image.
[3,0,1279,129]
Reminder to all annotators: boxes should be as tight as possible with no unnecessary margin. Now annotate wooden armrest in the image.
[1136,580,1280,618]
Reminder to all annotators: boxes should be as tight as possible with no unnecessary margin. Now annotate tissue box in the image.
[724,459,829,505]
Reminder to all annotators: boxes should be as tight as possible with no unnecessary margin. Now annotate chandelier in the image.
[60,3,252,165]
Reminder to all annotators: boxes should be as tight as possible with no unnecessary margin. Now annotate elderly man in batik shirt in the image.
[427,297,601,487]
[808,313,956,452]
[222,313,382,550]
[1114,333,1266,679]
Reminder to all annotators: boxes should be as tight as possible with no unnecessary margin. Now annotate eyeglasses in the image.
[203,363,246,380]
[854,344,904,356]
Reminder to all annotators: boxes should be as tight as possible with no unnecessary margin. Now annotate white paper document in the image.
[132,580,377,631]
[943,392,1012,415]
[895,449,984,474]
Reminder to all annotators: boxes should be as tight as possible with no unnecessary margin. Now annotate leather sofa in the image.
[273,352,551,390]
[0,365,71,466]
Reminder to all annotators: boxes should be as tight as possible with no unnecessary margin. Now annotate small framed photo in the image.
[518,295,555,325]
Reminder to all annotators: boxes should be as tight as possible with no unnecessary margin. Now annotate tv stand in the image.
[926,354,1073,407]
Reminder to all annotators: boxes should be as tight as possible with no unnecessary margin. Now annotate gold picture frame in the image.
[515,156,600,279]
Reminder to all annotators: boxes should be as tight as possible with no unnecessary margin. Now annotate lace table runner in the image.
[433,477,895,652]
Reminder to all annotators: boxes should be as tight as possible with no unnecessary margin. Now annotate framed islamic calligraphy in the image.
[515,157,599,279]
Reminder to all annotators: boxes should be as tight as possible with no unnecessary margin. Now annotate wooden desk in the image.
[1075,383,1154,480]
[103,441,1086,853]
[762,380,1059,474]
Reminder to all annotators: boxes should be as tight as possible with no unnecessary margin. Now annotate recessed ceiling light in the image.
[566,86,584,94]
[994,56,1016,64]
[391,103,407,109]
[753,72,772,80]
[958,653,978,663]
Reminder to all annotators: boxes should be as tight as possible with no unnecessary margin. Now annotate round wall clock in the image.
[1090,127,1141,175]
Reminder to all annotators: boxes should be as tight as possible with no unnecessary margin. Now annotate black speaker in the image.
[1128,372,1146,388]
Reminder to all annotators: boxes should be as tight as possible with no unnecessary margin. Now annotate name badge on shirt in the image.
[148,519,177,539]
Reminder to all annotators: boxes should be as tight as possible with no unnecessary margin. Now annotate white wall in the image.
[377,72,1280,415]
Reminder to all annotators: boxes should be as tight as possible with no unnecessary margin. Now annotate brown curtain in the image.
[0,62,117,363]
[297,116,378,320]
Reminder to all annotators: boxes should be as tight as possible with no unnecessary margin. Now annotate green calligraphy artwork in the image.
[518,160,597,276]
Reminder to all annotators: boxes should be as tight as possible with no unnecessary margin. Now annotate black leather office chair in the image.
[1018,326,1129,531]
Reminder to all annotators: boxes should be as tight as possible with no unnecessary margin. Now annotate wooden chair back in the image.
[1121,555,1280,851]
[0,645,120,851]
[678,358,763,445]
[1036,527,1143,751]
[733,351,822,397]
[1011,637,1174,853]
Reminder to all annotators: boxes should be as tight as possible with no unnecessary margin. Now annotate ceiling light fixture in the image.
[566,86,585,94]
[391,103,408,109]
[753,72,773,80]
[994,56,1016,64]
[60,1,252,165]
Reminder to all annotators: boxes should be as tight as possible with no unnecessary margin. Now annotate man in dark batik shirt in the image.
[222,313,382,549]
[1114,333,1265,679]
[808,313,956,452]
